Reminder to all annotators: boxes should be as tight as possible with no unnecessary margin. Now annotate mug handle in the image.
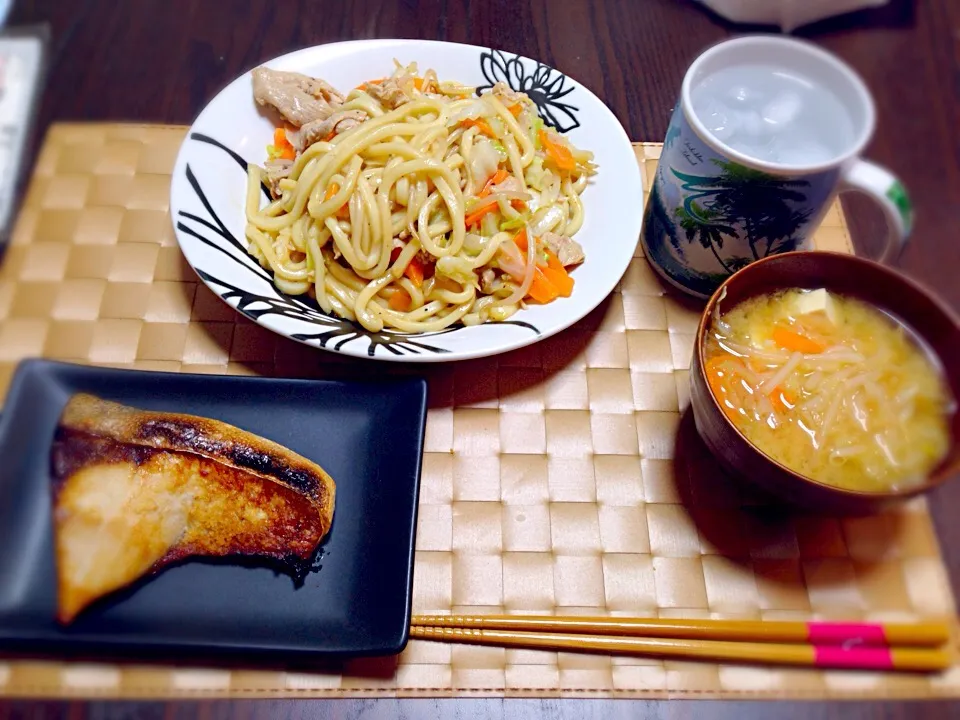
[838,159,913,263]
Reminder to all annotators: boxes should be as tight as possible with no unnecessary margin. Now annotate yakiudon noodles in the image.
[244,61,597,334]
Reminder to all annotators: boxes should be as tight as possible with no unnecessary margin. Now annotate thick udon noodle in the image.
[244,63,594,333]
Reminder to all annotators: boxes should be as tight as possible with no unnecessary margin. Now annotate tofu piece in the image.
[794,288,839,326]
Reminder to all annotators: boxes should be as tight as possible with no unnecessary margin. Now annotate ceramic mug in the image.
[641,35,912,299]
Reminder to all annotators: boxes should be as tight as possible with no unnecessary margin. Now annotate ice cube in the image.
[740,110,764,136]
[762,92,802,128]
[728,85,754,105]
[776,141,833,166]
[696,98,740,142]
[710,121,733,142]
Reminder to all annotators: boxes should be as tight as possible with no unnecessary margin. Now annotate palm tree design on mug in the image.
[671,159,813,272]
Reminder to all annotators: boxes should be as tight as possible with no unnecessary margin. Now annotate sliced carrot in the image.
[464,198,498,227]
[544,249,564,271]
[323,129,337,142]
[772,327,825,354]
[538,129,576,172]
[477,168,510,198]
[510,198,526,211]
[357,77,385,90]
[527,268,560,304]
[324,183,350,219]
[513,228,528,252]
[404,257,425,287]
[507,103,523,117]
[508,229,561,303]
[413,77,424,90]
[460,118,496,137]
[542,265,574,297]
[541,249,574,296]
[389,289,412,312]
[273,127,296,160]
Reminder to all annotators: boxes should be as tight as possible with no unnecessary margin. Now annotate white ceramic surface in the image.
[170,39,644,361]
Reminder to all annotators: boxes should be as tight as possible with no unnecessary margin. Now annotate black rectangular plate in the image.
[0,359,427,660]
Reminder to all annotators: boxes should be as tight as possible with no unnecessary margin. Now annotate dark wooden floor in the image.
[3,0,959,717]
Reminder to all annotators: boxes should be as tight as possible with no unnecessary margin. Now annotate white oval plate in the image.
[170,39,644,362]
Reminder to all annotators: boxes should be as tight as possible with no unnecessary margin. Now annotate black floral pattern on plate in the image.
[176,133,540,358]
[476,48,581,133]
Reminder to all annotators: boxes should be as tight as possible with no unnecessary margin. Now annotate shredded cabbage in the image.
[436,256,478,286]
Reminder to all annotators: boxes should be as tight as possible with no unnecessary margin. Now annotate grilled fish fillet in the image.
[50,394,336,623]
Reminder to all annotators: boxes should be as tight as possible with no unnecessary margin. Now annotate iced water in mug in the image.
[641,35,912,298]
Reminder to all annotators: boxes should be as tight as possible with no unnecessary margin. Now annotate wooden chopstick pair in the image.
[410,615,954,672]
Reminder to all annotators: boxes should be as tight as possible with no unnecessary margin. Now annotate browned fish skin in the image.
[51,395,336,623]
[58,394,335,515]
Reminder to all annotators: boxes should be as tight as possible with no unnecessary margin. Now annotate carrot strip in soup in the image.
[507,103,523,117]
[772,327,825,354]
[770,386,796,414]
[705,356,744,422]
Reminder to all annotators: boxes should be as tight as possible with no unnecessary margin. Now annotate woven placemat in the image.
[0,123,957,700]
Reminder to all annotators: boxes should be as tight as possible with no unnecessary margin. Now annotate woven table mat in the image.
[0,123,957,700]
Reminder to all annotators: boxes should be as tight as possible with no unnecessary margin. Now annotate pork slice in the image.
[490,81,526,107]
[542,231,585,267]
[297,110,368,150]
[264,159,293,198]
[366,78,413,110]
[480,268,497,294]
[253,67,345,128]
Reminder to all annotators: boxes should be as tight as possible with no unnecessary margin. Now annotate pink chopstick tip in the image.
[807,622,887,647]
[813,645,894,670]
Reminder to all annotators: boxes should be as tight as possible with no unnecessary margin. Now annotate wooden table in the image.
[3,0,959,717]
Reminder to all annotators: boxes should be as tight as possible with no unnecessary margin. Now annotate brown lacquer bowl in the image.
[690,251,960,513]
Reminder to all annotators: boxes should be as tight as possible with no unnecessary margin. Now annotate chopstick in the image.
[409,625,951,672]
[411,614,951,648]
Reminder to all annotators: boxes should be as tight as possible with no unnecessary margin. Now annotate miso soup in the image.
[705,288,955,492]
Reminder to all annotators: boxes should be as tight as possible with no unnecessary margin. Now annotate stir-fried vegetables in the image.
[460,117,497,138]
[478,169,510,198]
[267,127,296,160]
[389,289,412,311]
[539,129,576,172]
[404,256,427,287]
[512,229,575,303]
[253,61,595,331]
[464,198,500,227]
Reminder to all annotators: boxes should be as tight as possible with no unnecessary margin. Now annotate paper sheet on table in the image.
[696,0,890,31]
